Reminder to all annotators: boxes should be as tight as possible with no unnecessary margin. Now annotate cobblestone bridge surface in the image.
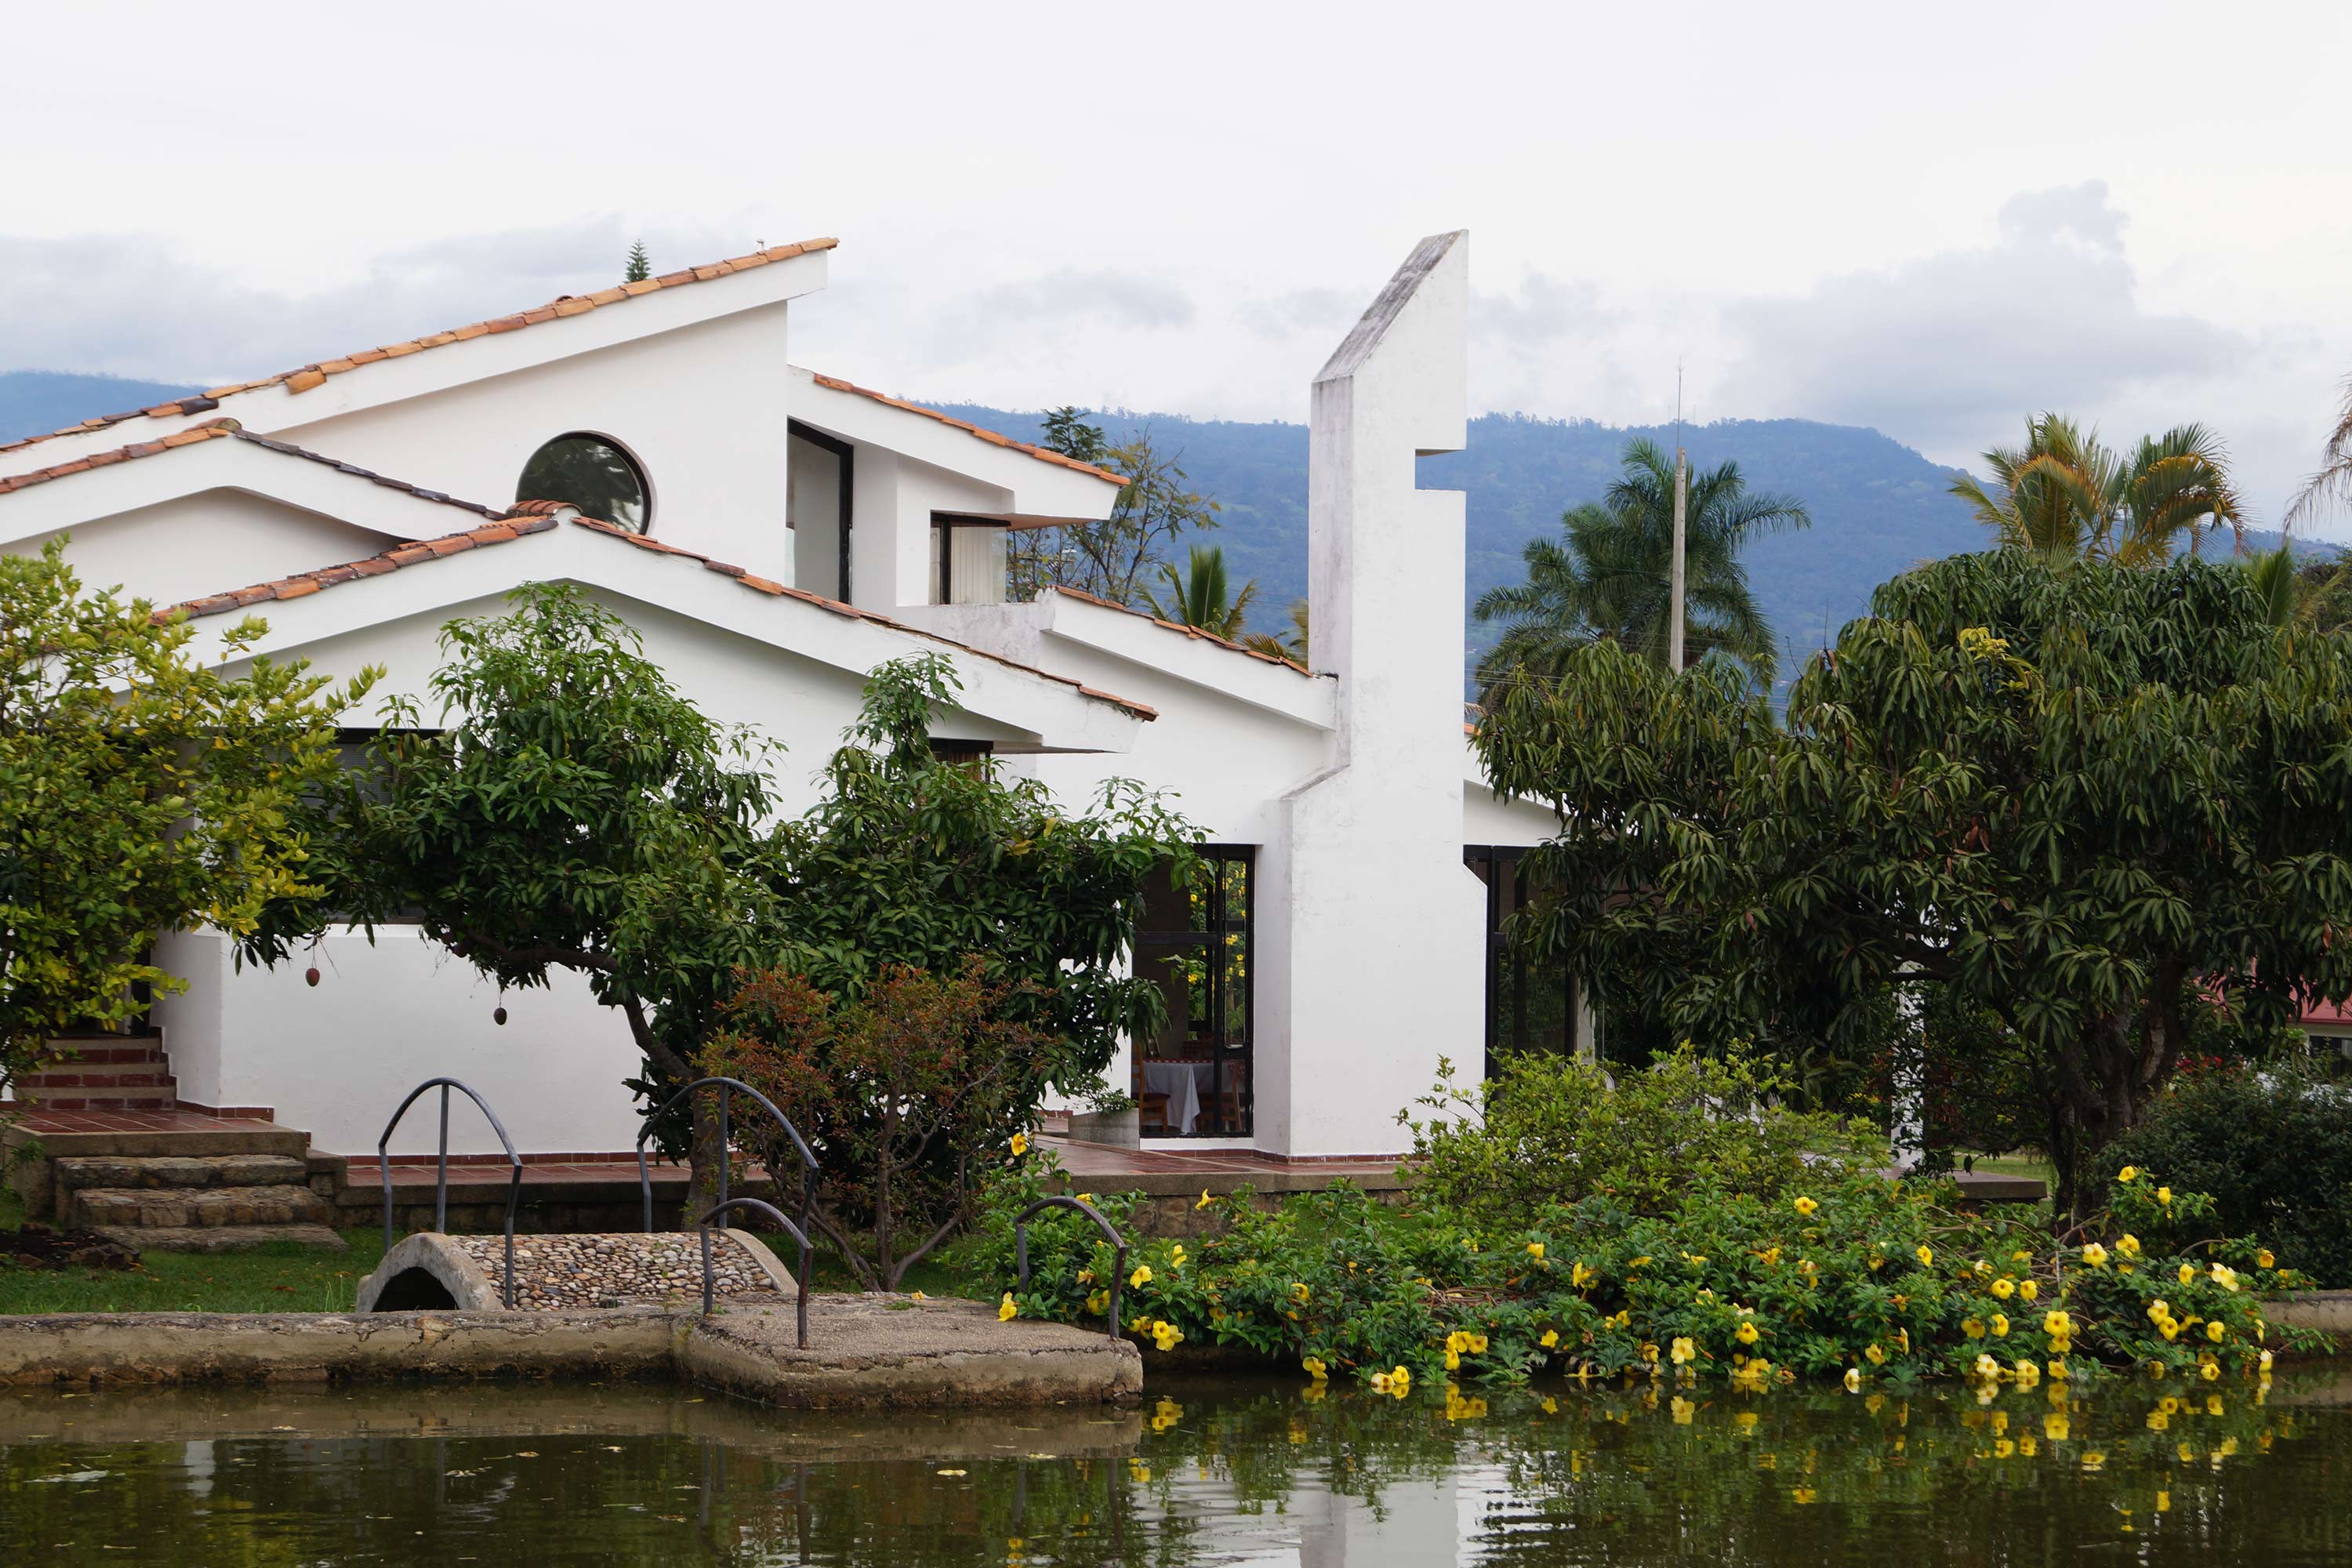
[448,1232,775,1309]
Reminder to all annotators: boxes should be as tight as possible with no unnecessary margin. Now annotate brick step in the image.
[19,1082,181,1110]
[91,1223,347,1254]
[66,1184,336,1231]
[31,1043,168,1068]
[15,1069,176,1091]
[53,1154,310,1193]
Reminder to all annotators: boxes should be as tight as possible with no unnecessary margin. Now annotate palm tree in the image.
[1141,544,1258,641]
[2286,375,2352,531]
[1472,437,1809,692]
[1951,414,2244,564]
[1240,597,1310,666]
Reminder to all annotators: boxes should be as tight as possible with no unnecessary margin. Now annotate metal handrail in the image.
[695,1196,813,1348]
[1014,1196,1127,1338]
[376,1076,523,1309]
[636,1076,817,1252]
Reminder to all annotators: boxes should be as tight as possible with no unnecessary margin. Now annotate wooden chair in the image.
[1138,1091,1172,1134]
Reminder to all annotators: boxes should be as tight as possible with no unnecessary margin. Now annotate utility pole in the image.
[1668,367,1689,673]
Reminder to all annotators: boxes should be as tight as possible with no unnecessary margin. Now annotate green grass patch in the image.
[0,1229,388,1315]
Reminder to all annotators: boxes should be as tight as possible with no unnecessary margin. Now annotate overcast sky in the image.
[8,1,2350,538]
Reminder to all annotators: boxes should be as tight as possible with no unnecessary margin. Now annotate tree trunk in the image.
[622,999,725,1232]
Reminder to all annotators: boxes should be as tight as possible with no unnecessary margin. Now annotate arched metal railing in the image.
[695,1196,813,1348]
[1014,1196,1128,1338]
[376,1077,522,1309]
[636,1075,817,1236]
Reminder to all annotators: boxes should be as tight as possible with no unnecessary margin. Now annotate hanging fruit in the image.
[305,966,321,988]
[494,1005,509,1026]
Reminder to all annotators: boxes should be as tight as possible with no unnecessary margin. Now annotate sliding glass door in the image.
[1133,848,1252,1137]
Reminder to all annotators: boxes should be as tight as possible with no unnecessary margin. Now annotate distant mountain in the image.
[1,371,203,445]
[7,372,2312,694]
[939,404,1994,687]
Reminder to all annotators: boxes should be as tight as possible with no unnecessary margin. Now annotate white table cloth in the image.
[1141,1060,1214,1134]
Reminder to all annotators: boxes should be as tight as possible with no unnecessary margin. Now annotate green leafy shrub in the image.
[978,1158,2314,1392]
[2097,1064,2352,1287]
[1401,1046,1878,1222]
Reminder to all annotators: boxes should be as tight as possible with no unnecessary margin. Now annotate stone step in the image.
[39,1038,167,1065]
[53,1154,310,1193]
[92,1223,348,1254]
[24,1045,169,1071]
[67,1184,337,1231]
[5,1125,313,1160]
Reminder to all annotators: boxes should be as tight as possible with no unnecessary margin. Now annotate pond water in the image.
[3,1368,2348,1566]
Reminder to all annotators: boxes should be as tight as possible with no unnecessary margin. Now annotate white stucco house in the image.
[2,231,1577,1163]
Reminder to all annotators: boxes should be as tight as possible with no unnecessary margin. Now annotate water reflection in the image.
[2,1369,2348,1565]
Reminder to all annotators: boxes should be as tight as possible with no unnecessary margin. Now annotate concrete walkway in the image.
[0,1293,1140,1410]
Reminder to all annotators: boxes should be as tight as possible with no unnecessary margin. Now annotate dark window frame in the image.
[517,430,652,535]
[1465,844,1581,1075]
[787,419,855,603]
[1133,845,1254,1138]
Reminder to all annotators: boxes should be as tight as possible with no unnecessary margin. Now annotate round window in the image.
[516,434,649,533]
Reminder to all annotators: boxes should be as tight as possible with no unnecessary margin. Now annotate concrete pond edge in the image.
[0,1294,1142,1410]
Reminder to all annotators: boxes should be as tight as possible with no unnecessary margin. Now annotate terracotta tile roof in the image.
[0,416,506,519]
[1049,585,1312,676]
[158,514,560,622]
[806,373,1129,486]
[160,506,1157,722]
[2,239,841,457]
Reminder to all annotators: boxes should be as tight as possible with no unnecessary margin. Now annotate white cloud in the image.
[1715,180,2252,456]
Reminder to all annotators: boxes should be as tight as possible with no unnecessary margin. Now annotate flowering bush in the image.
[2097,1062,2352,1287]
[1403,1045,1878,1222]
[971,1155,2320,1392]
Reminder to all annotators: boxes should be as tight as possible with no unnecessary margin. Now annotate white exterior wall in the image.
[13,494,396,609]
[1262,233,1486,1158]
[270,307,798,581]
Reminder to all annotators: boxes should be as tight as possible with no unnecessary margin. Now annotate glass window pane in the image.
[517,434,648,533]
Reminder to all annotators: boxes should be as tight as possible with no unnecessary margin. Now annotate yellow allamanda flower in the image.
[1669,1337,1697,1366]
[2118,1167,2140,1183]
[1991,1277,2016,1300]
[1735,1321,1760,1345]
[1009,1132,1029,1157]
[2179,1263,2198,1287]
[1526,1241,1545,1261]
[2019,1280,2039,1302]
[1303,1356,1328,1380]
[1540,1328,1560,1349]
[2206,1320,2227,1343]
[1916,1245,1935,1268]
[1990,1314,2010,1338]
[1571,1261,1598,1288]
[1291,1281,1310,1304]
[2210,1263,2240,1292]
[1793,1196,1820,1218]
[1962,1318,1986,1339]
[2117,1234,2142,1258]
[1196,1189,1214,1210]
[1129,1265,1153,1289]
[1864,1343,1887,1366]
[2256,1249,2275,1269]
[2081,1243,2109,1268]
[1843,1367,1864,1392]
[999,1294,1019,1322]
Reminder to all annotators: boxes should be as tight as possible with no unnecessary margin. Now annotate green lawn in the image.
[1,1226,983,1314]
[1,1229,387,1315]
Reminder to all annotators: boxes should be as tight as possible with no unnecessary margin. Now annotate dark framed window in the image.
[517,432,650,534]
[1465,845,1582,1076]
[1133,848,1253,1136]
[929,513,1008,606]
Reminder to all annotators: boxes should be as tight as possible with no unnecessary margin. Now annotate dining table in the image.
[1140,1058,1215,1134]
